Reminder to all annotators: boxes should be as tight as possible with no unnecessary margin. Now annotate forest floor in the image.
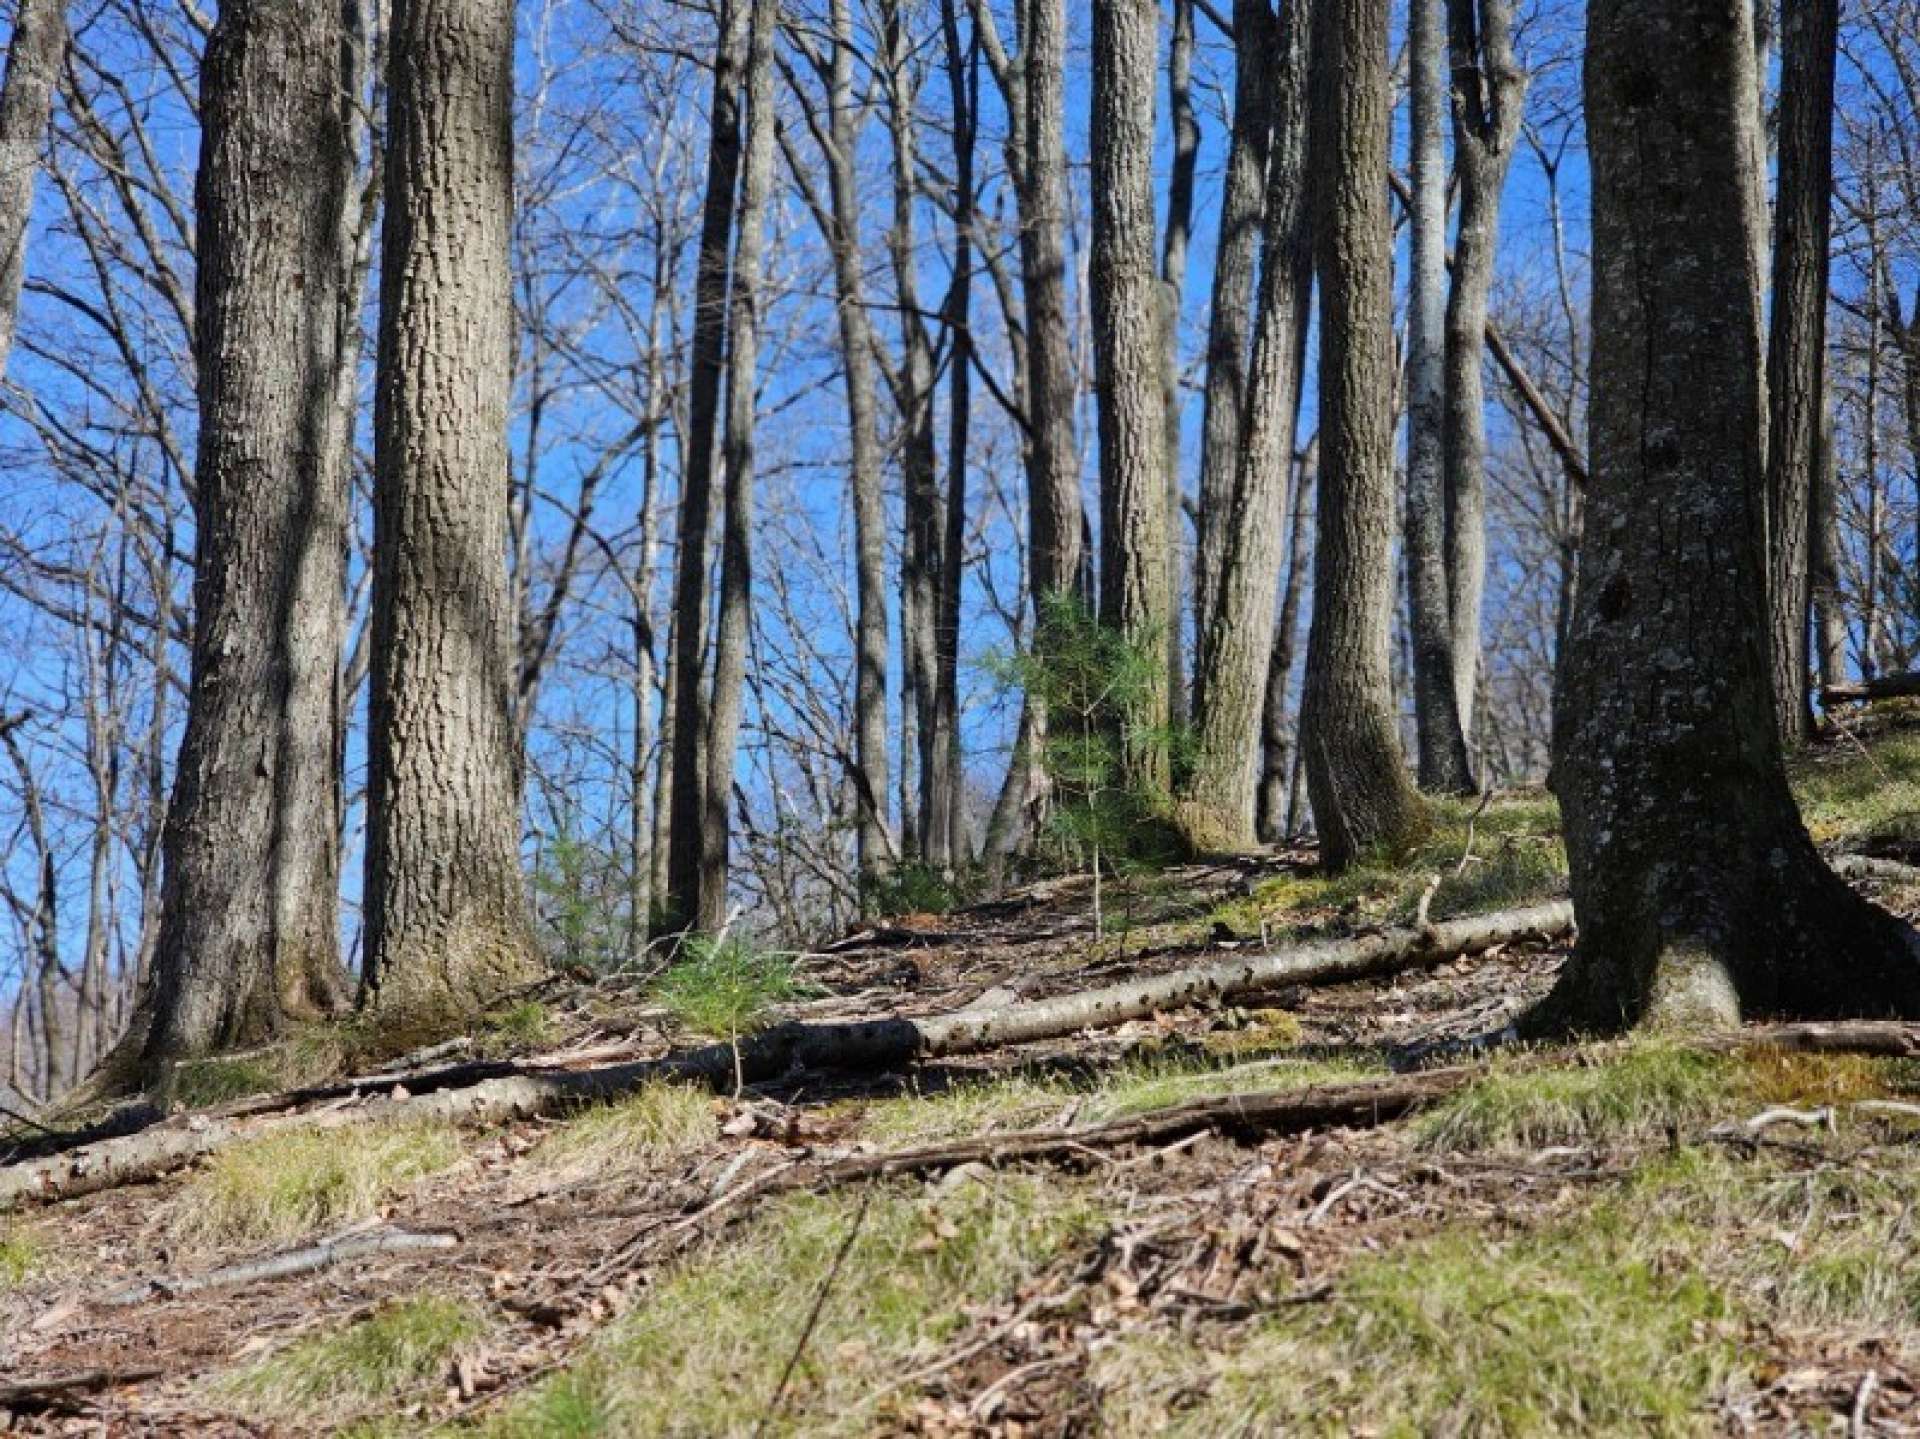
[10,718,1920,1435]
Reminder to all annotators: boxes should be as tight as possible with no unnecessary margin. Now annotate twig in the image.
[754,1184,874,1437]
[99,1229,459,1307]
[1851,1368,1878,1438]
[1456,789,1495,879]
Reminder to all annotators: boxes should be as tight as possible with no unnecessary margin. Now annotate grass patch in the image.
[174,1122,464,1247]
[1418,1043,1735,1152]
[226,1295,485,1423]
[478,1175,1098,1437]
[1100,1204,1738,1436]
[0,1225,40,1289]
[477,1001,554,1058]
[531,1084,717,1178]
[173,1057,286,1109]
[862,1050,1380,1148]
[1790,728,1920,849]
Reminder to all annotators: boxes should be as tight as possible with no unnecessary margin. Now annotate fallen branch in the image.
[99,1228,459,1307]
[1,901,1573,1212]
[1820,672,1920,706]
[1829,853,1920,886]
[0,1367,164,1411]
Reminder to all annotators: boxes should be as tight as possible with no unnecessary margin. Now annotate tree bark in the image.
[363,0,543,1021]
[1192,0,1278,655]
[1091,0,1171,791]
[1178,0,1314,851]
[1542,0,1920,1034]
[1161,0,1198,712]
[135,0,357,1082]
[1442,0,1525,748]
[1300,0,1428,870]
[696,0,779,934]
[1763,0,1839,746]
[662,0,748,934]
[1405,0,1474,794]
[1258,443,1315,844]
[0,0,64,378]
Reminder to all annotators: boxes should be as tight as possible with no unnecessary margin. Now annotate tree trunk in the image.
[1405,0,1474,794]
[362,0,542,1022]
[1810,405,1848,690]
[1763,0,1839,746]
[1090,0,1171,791]
[662,0,747,934]
[0,0,64,378]
[1161,0,1198,713]
[1542,0,1920,1035]
[696,0,778,935]
[1192,0,1278,654]
[1299,0,1428,870]
[1258,442,1315,844]
[135,0,357,1081]
[1442,0,1525,749]
[1177,0,1314,851]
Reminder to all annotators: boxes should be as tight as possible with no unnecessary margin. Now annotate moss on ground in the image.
[0,1224,40,1289]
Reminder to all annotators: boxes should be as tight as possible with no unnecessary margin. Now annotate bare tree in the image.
[1543,0,1918,1033]
[362,0,543,1020]
[1299,0,1427,869]
[0,0,65,378]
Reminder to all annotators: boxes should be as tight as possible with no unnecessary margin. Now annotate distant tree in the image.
[1543,0,1920,1032]
[1299,0,1428,869]
[133,0,358,1083]
[1090,0,1172,794]
[362,0,543,1022]
[0,0,65,378]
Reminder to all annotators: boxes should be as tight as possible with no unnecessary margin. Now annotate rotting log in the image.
[1,902,1572,1211]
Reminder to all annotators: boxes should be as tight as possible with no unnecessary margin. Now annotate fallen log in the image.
[98,1227,459,1307]
[1829,854,1920,887]
[0,901,1574,1212]
[1820,672,1920,706]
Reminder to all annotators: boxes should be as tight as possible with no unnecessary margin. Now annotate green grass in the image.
[173,1121,465,1247]
[1789,728,1920,849]
[0,1225,40,1289]
[862,1050,1381,1148]
[531,1083,718,1178]
[477,1176,1099,1437]
[477,1001,554,1058]
[655,936,796,1040]
[226,1295,486,1423]
[1100,1202,1739,1436]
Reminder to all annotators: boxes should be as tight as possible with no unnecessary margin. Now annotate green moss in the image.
[477,1001,554,1058]
[227,1296,486,1422]
[174,1122,465,1247]
[0,1225,40,1289]
[479,1176,1098,1437]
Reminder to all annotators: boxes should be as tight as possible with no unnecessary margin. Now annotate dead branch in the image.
[1820,672,1920,706]
[98,1228,460,1307]
[0,1367,164,1411]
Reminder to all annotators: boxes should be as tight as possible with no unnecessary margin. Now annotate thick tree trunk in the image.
[1299,0,1428,870]
[1177,0,1314,851]
[1405,0,1473,795]
[0,0,63,378]
[1763,0,1839,746]
[1161,0,1198,713]
[696,0,779,935]
[362,0,543,1022]
[136,0,356,1082]
[662,0,747,934]
[1192,0,1278,654]
[1442,0,1525,747]
[1090,0,1171,791]
[1258,443,1315,844]
[1542,0,1920,1035]
[1810,407,1849,691]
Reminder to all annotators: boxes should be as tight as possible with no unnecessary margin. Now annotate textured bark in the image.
[1178,0,1314,851]
[1405,0,1473,794]
[1542,0,1920,1034]
[137,0,357,1080]
[1020,0,1082,612]
[1192,0,1278,651]
[662,0,747,933]
[1299,0,1428,870]
[1258,444,1314,843]
[697,0,779,934]
[1091,0,1171,790]
[363,0,542,1021]
[0,0,63,378]
[1442,0,1525,745]
[1763,0,1839,746]
[1810,407,1848,691]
